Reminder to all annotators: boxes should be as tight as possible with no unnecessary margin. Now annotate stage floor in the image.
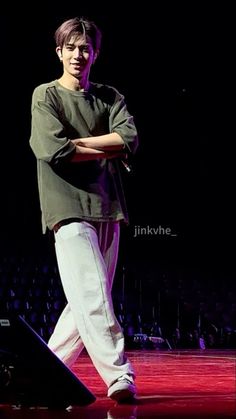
[0,349,235,418]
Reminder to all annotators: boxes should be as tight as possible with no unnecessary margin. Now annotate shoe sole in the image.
[109,388,136,403]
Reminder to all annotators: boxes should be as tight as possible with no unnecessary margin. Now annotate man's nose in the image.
[73,47,82,59]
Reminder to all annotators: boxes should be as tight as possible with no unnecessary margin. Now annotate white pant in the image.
[48,221,135,387]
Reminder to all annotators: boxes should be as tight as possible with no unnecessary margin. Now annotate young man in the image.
[30,17,138,403]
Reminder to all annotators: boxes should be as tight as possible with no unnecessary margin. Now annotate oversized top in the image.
[30,80,138,233]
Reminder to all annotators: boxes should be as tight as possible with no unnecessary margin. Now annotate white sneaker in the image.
[107,374,137,403]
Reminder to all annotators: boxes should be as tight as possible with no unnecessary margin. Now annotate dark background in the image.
[0,4,235,279]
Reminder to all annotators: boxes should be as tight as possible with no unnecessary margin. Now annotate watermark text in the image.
[133,224,177,238]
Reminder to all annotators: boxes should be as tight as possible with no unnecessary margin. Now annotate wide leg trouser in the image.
[47,221,135,387]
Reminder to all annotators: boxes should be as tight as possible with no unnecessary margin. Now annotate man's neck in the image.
[58,75,90,92]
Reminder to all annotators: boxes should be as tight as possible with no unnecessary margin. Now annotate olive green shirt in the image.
[29,80,138,233]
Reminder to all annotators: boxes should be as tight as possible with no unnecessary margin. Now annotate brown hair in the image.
[54,17,102,52]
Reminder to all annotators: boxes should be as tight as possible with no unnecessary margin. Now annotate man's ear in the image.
[56,47,63,61]
[93,50,99,64]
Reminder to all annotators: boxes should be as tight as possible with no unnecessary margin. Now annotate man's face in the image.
[57,34,96,80]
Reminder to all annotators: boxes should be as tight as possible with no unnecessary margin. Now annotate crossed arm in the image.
[70,132,126,162]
